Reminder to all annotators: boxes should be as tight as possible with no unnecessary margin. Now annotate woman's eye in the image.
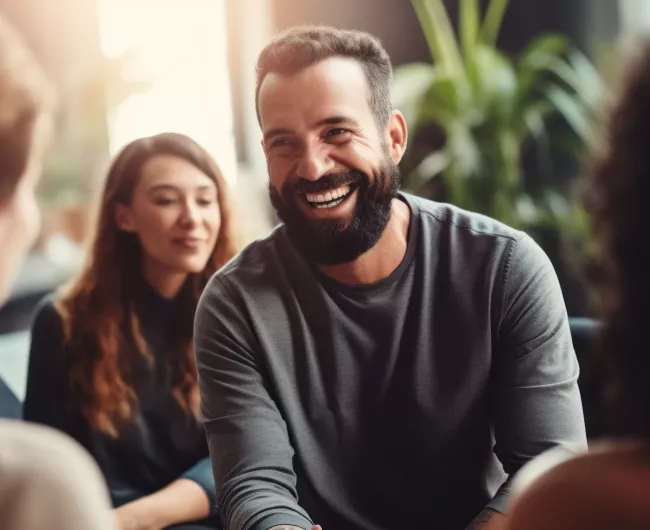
[197,198,215,207]
[153,197,175,206]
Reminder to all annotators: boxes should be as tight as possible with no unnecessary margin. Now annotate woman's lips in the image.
[172,237,205,250]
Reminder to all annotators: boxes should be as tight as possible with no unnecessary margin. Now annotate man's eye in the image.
[325,128,347,137]
[271,138,293,148]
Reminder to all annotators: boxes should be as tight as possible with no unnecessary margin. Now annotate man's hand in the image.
[465,509,507,530]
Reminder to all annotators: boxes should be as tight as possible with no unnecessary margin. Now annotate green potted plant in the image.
[393,0,605,229]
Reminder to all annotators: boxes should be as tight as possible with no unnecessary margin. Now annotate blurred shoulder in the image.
[509,441,650,530]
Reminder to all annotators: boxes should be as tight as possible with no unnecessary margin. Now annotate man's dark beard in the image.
[269,161,401,265]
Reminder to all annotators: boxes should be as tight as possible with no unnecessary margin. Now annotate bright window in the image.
[97,0,237,184]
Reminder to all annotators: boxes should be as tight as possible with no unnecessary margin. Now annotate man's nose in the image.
[296,143,335,182]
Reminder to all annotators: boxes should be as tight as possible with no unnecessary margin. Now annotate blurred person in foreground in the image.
[0,12,116,530]
[507,40,650,530]
[24,132,240,530]
[194,25,587,530]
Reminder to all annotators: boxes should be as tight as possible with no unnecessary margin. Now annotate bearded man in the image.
[194,25,586,530]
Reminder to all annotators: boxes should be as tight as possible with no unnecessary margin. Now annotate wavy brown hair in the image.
[585,41,650,438]
[56,132,240,437]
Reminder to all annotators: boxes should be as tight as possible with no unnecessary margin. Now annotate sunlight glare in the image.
[97,0,237,184]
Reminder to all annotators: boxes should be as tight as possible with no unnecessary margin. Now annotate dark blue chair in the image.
[568,317,605,440]
[0,376,21,419]
[569,317,600,361]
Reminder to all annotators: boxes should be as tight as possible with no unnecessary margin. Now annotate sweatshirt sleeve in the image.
[181,457,218,514]
[488,233,587,513]
[194,276,313,530]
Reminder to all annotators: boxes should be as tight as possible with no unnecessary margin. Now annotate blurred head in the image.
[0,15,53,304]
[58,133,240,436]
[585,40,650,438]
[256,26,407,265]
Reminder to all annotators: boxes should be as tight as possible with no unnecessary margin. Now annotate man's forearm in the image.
[465,508,507,530]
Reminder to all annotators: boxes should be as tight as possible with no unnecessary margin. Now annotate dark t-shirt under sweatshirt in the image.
[194,193,587,530]
[23,283,218,525]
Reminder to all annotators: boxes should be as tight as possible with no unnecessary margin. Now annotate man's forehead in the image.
[258,57,371,128]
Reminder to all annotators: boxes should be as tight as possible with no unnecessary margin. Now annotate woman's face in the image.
[116,154,221,282]
[0,161,42,305]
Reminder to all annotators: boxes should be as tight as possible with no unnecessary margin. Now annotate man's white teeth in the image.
[305,185,351,207]
[314,198,344,209]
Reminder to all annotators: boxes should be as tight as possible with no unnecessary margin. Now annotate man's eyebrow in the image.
[316,116,360,128]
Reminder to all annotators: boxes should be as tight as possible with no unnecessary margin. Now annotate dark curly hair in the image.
[585,40,650,438]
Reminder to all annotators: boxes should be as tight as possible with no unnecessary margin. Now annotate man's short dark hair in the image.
[256,25,393,128]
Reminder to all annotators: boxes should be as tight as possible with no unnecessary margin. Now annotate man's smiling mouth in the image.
[304,184,355,209]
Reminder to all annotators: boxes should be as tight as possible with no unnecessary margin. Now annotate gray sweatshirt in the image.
[194,193,587,530]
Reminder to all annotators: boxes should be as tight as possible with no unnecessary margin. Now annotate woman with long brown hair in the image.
[23,132,240,529]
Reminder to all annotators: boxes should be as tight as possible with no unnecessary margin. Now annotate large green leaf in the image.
[446,121,482,181]
[393,69,462,135]
[516,34,570,99]
[474,46,518,123]
[541,53,605,133]
[420,74,465,123]
[392,62,438,128]
[491,127,520,192]
[392,63,437,106]
[411,0,465,79]
[544,85,596,148]
[480,0,510,46]
[518,34,570,66]
[566,49,608,111]
[460,0,480,83]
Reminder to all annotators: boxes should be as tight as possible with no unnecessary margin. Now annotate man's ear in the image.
[115,203,136,232]
[385,110,408,165]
